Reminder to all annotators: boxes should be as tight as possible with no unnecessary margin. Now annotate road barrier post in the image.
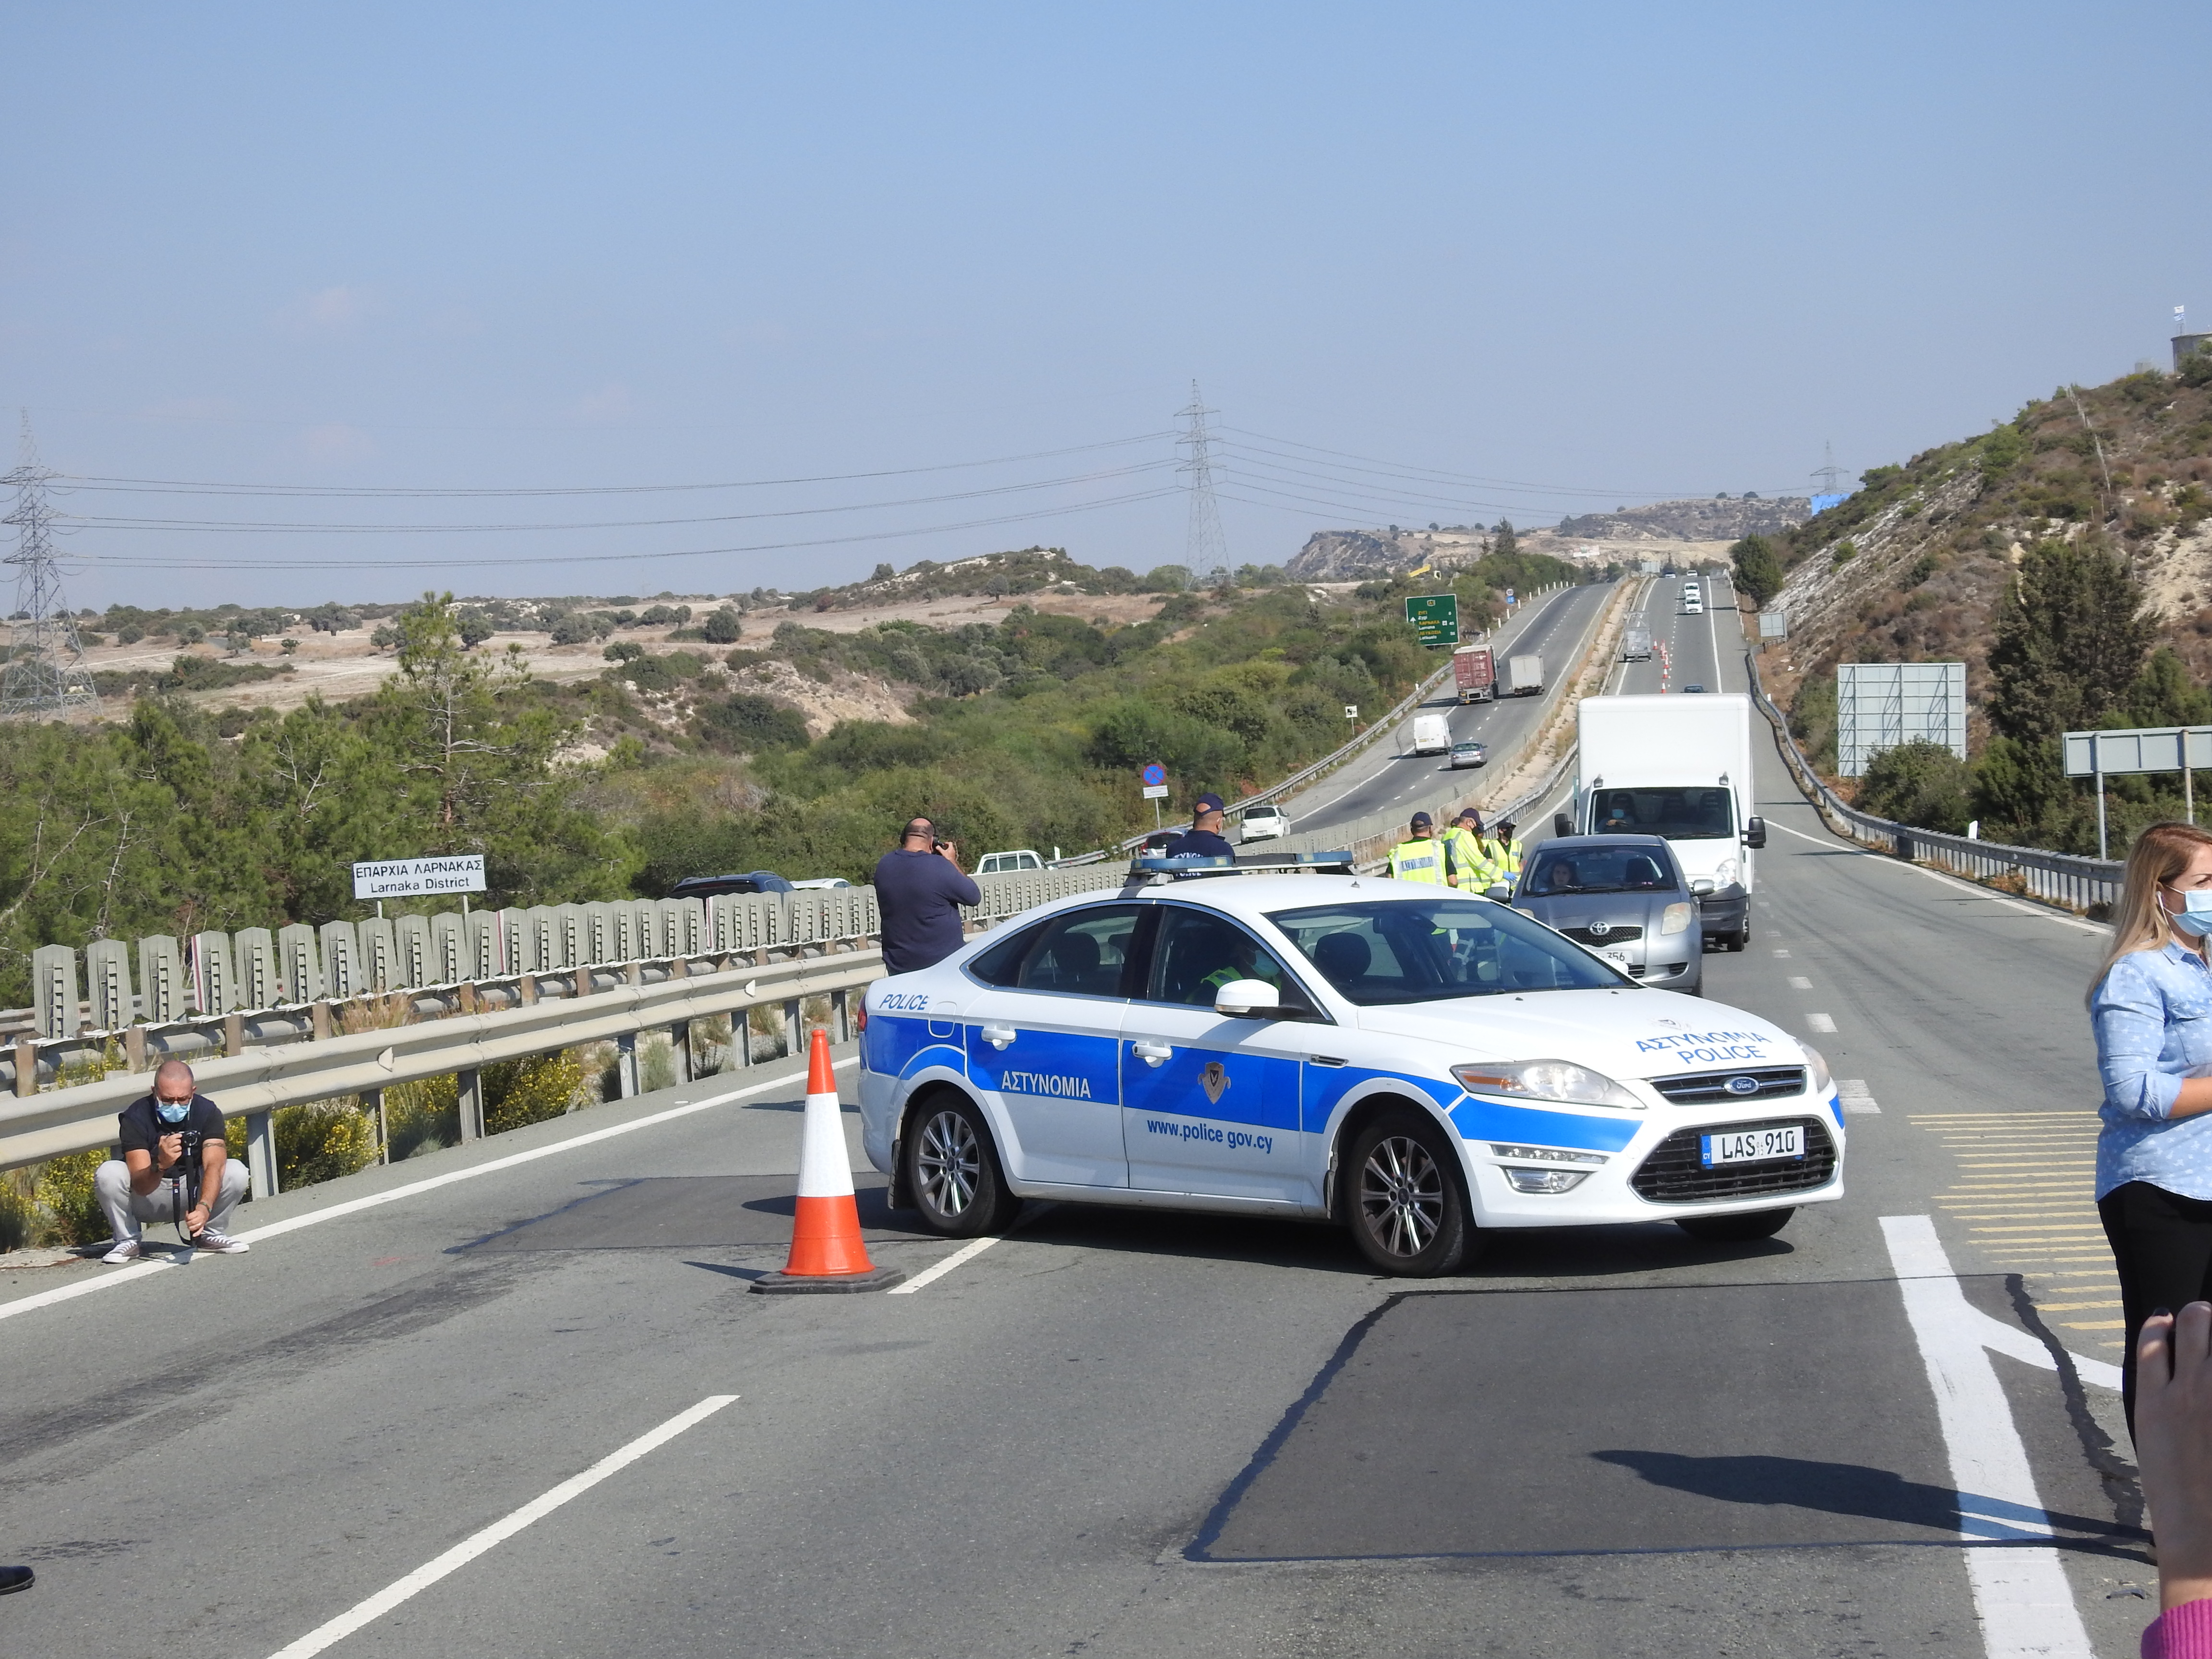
[245,1109,277,1198]
[457,1067,483,1142]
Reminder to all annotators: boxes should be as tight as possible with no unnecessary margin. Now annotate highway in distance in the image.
[0,582,2154,1658]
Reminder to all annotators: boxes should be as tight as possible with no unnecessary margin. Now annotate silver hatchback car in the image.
[1511,833,1703,996]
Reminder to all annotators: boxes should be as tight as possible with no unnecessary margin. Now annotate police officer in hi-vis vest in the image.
[1443,807,1498,891]
[1388,812,1447,884]
[1492,817,1527,883]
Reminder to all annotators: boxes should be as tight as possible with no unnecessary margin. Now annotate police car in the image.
[857,854,1843,1276]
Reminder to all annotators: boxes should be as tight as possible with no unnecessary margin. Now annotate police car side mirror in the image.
[1552,811,1572,839]
[1485,882,1513,901]
[1213,979,1281,1018]
[1743,817,1767,849]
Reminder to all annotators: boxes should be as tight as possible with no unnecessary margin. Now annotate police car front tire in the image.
[1674,1206,1792,1242]
[1345,1109,1474,1276]
[902,1094,1022,1238]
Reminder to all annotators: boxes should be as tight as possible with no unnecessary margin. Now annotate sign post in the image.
[1140,762,1169,830]
[1404,593,1460,650]
[2062,725,2212,854]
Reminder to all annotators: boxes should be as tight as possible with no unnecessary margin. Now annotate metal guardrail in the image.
[0,950,883,1180]
[1744,651,2122,914]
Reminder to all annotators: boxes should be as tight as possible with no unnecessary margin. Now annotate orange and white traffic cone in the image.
[751,1027,904,1293]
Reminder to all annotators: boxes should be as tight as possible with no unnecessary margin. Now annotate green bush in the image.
[34,1150,109,1247]
[697,694,810,754]
[275,1101,380,1190]
[385,1074,458,1161]
[1857,739,1974,834]
[483,1051,587,1134]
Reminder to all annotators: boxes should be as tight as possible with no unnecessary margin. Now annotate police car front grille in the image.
[1629,1117,1838,1204]
[1648,1066,1806,1105]
[1559,924,1643,945]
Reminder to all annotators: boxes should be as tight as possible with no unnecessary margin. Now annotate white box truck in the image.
[1411,712,1452,755]
[1504,653,1544,695]
[1552,694,1767,950]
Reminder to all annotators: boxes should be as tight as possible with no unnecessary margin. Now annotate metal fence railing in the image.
[1745,651,2121,914]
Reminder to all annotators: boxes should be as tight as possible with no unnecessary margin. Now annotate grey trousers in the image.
[95,1159,249,1243]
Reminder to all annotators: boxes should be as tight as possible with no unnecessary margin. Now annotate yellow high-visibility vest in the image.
[1443,828,1495,888]
[1388,838,1446,884]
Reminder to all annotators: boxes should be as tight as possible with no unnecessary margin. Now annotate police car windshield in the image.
[1266,899,1627,1005]
[1588,787,1734,842]
[1524,848,1677,897]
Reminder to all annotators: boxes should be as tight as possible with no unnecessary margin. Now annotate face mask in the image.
[2164,890,2212,938]
[155,1097,191,1125]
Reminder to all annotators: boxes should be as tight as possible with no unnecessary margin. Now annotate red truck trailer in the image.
[1452,643,1496,704]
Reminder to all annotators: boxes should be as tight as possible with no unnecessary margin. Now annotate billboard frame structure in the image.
[1836,661,1967,778]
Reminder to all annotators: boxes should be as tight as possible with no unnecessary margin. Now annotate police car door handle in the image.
[1132,1040,1172,1066]
[980,1024,1017,1050]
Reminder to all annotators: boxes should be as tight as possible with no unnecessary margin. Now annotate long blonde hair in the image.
[2092,821,2212,997]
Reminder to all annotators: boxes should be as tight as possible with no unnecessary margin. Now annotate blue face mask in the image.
[2165,890,2212,938]
[155,1097,191,1125]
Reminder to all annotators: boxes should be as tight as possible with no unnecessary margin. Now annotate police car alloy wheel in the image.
[1346,1110,1472,1276]
[1675,1206,1793,1243]
[904,1094,1022,1237]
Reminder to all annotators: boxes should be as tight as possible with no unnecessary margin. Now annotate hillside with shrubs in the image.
[1730,350,2212,856]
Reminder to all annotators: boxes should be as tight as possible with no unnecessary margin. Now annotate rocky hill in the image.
[1759,359,2212,730]
[1557,496,1811,542]
[1285,527,1488,580]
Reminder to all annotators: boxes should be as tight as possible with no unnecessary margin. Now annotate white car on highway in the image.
[857,862,1845,1276]
[1238,804,1290,842]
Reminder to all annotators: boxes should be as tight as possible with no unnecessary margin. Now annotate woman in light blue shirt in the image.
[2094,821,2212,1433]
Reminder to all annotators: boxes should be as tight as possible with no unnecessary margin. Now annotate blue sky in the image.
[3,2,2205,610]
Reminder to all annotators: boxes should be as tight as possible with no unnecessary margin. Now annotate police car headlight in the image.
[1503,1167,1590,1194]
[1659,902,1694,937]
[1452,1060,1643,1111]
[1799,1043,1832,1096]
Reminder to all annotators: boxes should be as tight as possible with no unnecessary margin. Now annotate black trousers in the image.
[2098,1180,2212,1437]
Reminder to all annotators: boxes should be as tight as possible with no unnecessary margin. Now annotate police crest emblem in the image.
[1200,1061,1230,1105]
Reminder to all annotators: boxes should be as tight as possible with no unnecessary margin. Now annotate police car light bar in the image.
[1129,851,1357,878]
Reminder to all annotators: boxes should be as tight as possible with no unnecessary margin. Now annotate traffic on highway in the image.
[0,569,2156,1659]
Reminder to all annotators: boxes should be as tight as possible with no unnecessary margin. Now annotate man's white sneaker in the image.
[101,1239,144,1264]
[191,1231,249,1254]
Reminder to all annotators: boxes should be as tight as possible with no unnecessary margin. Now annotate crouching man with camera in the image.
[94,1059,251,1263]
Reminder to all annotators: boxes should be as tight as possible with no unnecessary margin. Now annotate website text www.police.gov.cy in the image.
[1144,1119,1274,1155]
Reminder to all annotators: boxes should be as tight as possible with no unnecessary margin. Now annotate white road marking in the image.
[1808,1012,1838,1033]
[1765,819,2105,936]
[0,1058,861,1326]
[1788,976,1813,990]
[886,1233,1002,1295]
[1881,1216,2093,1658]
[1838,1079,1881,1114]
[1771,948,1791,957]
[265,1394,739,1659]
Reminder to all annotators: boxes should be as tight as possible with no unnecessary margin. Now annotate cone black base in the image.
[748,1264,907,1295]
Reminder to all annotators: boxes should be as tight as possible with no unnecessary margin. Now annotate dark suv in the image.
[669,871,793,901]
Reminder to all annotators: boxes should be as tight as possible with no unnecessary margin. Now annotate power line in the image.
[2,416,97,718]
[58,458,1177,534]
[1176,382,1229,578]
[57,432,1176,499]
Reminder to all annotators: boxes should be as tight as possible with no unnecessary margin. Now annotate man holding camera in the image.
[94,1059,251,1262]
[873,816,983,975]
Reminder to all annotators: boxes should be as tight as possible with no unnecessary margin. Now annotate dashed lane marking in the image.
[1808,1012,1837,1033]
[265,1394,740,1659]
[1772,948,1791,957]
[1788,976,1813,990]
[1837,1079,1881,1114]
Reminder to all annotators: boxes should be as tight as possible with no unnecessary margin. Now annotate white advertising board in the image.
[352,854,487,901]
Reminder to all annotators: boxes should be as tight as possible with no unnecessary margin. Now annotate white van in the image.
[1411,713,1452,755]
[974,849,1046,875]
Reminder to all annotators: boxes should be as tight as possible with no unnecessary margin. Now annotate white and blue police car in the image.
[857,854,1843,1276]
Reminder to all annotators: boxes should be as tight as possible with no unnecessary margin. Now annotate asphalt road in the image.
[0,587,2158,1659]
[1287,581,1613,837]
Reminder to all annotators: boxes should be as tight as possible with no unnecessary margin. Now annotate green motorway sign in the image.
[1404,592,1459,649]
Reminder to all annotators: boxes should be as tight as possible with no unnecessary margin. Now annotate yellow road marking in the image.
[2036,1300,2124,1311]
[2061,1320,2127,1330]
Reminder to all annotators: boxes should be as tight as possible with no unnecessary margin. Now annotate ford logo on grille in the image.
[1725,1075,1761,1095]
[1587,922,1611,938]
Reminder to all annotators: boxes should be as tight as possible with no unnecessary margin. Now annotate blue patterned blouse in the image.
[2094,940,2212,1200]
